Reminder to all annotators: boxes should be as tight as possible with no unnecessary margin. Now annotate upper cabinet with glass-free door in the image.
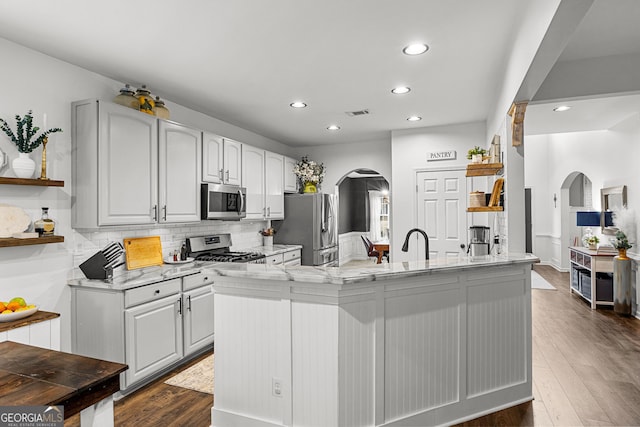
[202,132,241,186]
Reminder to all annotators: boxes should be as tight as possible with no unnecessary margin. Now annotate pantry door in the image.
[416,169,467,259]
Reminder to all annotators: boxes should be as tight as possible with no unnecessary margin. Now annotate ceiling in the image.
[525,0,640,136]
[0,0,525,147]
[0,1,638,146]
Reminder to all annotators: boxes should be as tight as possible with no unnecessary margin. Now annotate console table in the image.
[569,246,615,309]
[0,341,127,426]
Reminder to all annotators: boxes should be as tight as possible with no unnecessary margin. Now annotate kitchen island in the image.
[207,254,538,427]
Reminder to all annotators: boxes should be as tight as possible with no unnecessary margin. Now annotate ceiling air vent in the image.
[345,109,370,117]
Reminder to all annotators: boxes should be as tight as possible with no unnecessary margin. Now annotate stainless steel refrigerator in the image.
[273,193,339,266]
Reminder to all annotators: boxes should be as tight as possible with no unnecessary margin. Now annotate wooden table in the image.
[372,241,389,264]
[0,341,127,426]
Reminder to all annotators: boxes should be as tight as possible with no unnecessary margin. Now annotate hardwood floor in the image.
[66,265,640,426]
[458,264,640,427]
[65,350,213,427]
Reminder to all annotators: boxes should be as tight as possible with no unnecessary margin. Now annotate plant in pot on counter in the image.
[584,235,599,249]
[259,227,275,236]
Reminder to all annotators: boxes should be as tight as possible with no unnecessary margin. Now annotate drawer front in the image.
[125,279,181,308]
[283,249,301,263]
[183,271,215,291]
[265,254,283,265]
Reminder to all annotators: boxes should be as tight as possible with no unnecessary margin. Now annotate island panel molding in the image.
[210,258,535,427]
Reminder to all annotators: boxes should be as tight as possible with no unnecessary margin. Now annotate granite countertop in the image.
[69,248,537,290]
[204,253,540,285]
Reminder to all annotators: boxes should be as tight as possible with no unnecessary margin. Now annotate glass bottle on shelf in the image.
[135,85,155,115]
[34,207,55,237]
[154,96,170,119]
[113,84,140,110]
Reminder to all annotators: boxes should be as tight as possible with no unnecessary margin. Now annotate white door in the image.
[223,138,242,185]
[416,169,467,259]
[159,121,202,223]
[202,132,223,183]
[183,285,215,356]
[242,145,266,219]
[265,151,284,219]
[98,102,158,225]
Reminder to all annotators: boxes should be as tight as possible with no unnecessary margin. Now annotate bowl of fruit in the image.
[0,297,38,322]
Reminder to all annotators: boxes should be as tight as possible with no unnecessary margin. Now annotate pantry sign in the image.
[427,150,456,162]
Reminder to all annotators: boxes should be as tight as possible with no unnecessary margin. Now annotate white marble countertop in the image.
[239,244,302,257]
[69,252,538,290]
[206,253,539,285]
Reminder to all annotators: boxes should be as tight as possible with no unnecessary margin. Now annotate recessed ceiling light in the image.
[553,105,571,112]
[327,125,341,131]
[290,101,307,108]
[407,116,422,122]
[403,43,429,55]
[391,86,411,94]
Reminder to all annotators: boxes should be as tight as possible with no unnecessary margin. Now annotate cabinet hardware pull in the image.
[226,170,230,181]
[177,298,182,315]
[152,205,158,221]
[267,207,271,217]
[187,295,192,311]
[203,276,208,281]
[154,289,160,295]
[219,168,224,180]
[163,205,167,221]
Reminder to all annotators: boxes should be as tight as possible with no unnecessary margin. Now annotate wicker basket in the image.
[469,191,486,207]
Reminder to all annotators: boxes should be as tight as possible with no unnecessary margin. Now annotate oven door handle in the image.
[237,189,244,215]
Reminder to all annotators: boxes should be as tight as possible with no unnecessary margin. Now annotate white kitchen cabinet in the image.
[283,248,302,266]
[159,121,202,223]
[202,132,242,185]
[183,284,215,356]
[71,272,214,393]
[72,99,202,228]
[182,272,215,356]
[125,292,183,387]
[284,156,298,193]
[242,145,284,220]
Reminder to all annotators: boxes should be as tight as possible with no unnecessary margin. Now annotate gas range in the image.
[186,234,265,264]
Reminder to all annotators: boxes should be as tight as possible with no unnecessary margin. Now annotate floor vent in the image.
[345,109,370,117]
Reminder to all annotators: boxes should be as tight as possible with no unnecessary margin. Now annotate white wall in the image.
[290,138,391,194]
[0,37,291,352]
[525,113,640,267]
[390,121,486,262]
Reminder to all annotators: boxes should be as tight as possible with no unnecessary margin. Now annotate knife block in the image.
[79,251,111,280]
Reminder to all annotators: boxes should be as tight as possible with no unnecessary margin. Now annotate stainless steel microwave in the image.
[201,183,246,220]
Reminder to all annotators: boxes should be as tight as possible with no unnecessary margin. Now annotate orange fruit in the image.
[0,302,6,312]
[6,302,20,312]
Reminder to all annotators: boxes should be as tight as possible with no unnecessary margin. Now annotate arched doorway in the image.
[559,171,593,270]
[336,169,390,265]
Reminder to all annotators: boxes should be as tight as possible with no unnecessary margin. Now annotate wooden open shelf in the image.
[0,177,64,187]
[466,163,503,177]
[467,206,504,212]
[0,235,64,248]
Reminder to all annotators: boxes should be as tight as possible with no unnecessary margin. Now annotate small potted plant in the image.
[584,235,599,250]
[259,227,275,247]
[467,146,486,164]
[611,230,632,258]
[0,110,62,178]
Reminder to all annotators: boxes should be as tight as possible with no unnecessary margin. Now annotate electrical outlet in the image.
[272,378,283,397]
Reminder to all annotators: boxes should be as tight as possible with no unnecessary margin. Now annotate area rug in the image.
[164,354,214,394]
[531,270,556,290]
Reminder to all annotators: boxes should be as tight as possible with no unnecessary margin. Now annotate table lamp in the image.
[576,211,601,247]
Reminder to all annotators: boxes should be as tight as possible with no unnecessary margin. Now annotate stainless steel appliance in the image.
[273,193,338,267]
[186,233,265,263]
[468,225,490,257]
[201,183,246,220]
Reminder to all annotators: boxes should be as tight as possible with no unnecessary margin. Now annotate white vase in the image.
[263,236,273,247]
[12,153,36,178]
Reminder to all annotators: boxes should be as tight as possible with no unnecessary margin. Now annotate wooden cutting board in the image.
[124,236,163,270]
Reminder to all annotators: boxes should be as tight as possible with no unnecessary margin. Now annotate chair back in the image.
[361,235,378,257]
